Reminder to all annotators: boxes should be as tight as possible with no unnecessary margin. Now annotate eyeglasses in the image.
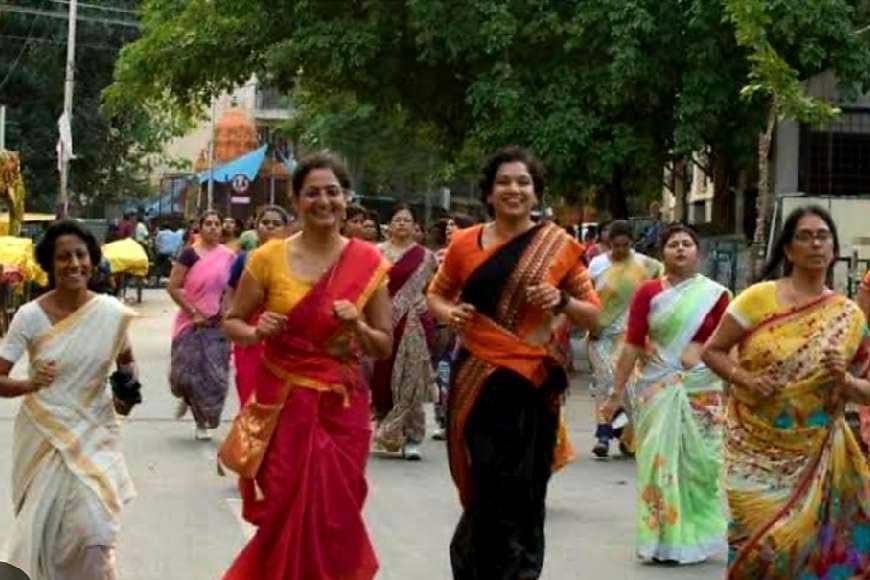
[793,230,833,244]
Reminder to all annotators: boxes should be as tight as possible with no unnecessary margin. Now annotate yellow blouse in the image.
[726,281,779,329]
[245,238,389,314]
[245,239,314,314]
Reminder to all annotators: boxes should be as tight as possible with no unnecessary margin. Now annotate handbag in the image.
[218,393,287,479]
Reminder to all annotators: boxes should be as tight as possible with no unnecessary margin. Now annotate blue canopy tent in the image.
[197,144,268,184]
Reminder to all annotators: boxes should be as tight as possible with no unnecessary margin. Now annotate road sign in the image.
[232,174,250,194]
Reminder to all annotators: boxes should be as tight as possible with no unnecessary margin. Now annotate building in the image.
[150,77,293,221]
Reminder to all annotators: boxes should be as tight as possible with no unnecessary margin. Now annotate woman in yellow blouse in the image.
[222,152,392,580]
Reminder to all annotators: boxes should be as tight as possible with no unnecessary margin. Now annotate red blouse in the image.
[625,279,729,347]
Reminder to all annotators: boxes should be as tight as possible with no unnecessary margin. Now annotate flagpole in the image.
[58,0,77,217]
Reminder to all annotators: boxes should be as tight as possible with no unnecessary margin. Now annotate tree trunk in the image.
[751,106,778,279]
[711,150,732,231]
[672,158,688,222]
[606,168,629,219]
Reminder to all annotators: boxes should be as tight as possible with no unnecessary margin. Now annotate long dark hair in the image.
[760,205,840,281]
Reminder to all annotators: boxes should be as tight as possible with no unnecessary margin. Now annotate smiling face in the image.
[53,234,92,291]
[784,214,835,274]
[662,231,699,275]
[487,161,538,221]
[256,209,288,244]
[296,168,347,231]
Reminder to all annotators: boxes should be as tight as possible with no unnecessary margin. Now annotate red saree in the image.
[223,239,387,580]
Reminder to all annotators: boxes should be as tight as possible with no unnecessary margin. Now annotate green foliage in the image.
[1,0,189,213]
[106,0,870,216]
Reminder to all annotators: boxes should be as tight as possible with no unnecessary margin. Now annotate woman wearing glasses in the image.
[703,206,870,578]
[371,203,438,460]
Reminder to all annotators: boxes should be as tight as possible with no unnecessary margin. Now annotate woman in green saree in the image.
[602,223,729,564]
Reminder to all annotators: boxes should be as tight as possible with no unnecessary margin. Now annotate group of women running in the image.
[0,144,869,580]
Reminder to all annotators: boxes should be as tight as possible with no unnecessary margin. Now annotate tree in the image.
[0,1,188,213]
[106,0,870,222]
[724,0,870,275]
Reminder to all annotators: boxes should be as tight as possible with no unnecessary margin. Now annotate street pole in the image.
[207,98,216,210]
[59,0,77,217]
[0,105,6,150]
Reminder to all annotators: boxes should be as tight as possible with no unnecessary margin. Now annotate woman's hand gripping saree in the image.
[222,239,387,580]
[726,289,870,579]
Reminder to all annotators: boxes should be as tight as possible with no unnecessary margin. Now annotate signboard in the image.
[232,174,251,194]
[231,196,251,205]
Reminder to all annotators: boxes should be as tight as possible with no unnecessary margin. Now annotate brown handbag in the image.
[218,395,286,479]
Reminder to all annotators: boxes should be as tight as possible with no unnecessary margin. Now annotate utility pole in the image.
[206,98,216,210]
[58,0,77,217]
[0,105,6,150]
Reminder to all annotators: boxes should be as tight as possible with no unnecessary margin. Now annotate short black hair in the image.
[35,220,102,288]
[199,209,221,227]
[291,151,352,197]
[478,146,545,211]
[659,223,700,252]
[608,220,633,241]
[346,204,367,221]
[256,204,291,224]
[389,202,417,223]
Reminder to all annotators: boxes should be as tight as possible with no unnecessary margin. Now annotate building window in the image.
[799,108,870,196]
[256,85,290,111]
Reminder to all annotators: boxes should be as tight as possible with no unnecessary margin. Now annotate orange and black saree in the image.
[431,222,597,579]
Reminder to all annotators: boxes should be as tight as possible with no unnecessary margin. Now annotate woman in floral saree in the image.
[0,221,139,580]
[703,206,870,579]
[602,223,730,564]
[222,152,392,580]
[587,219,662,458]
[371,203,437,460]
[168,210,235,439]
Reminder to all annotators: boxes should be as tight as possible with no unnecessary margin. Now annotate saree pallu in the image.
[2,296,136,580]
[170,245,234,427]
[224,239,386,580]
[371,243,437,449]
[726,294,870,579]
[631,275,728,563]
[445,222,590,579]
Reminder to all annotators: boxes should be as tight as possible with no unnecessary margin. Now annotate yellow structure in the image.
[0,151,26,237]
[0,235,48,287]
[102,238,150,277]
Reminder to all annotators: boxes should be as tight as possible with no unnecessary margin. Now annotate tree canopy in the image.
[0,0,187,213]
[106,0,870,217]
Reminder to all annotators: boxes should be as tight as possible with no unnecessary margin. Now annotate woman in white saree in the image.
[0,221,139,580]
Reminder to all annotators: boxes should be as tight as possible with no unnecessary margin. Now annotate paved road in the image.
[0,290,726,579]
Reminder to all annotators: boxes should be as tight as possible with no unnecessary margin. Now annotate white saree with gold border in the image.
[0,294,136,579]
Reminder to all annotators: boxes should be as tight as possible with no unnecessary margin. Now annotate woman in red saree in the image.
[223,152,392,580]
[428,147,600,579]
[371,203,437,459]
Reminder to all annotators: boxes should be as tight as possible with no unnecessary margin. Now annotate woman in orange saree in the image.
[704,206,870,579]
[222,152,393,580]
[428,147,600,579]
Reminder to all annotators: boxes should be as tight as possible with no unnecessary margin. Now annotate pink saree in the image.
[169,245,235,428]
[224,239,387,580]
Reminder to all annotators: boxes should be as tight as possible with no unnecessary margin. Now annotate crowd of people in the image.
[0,145,869,580]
